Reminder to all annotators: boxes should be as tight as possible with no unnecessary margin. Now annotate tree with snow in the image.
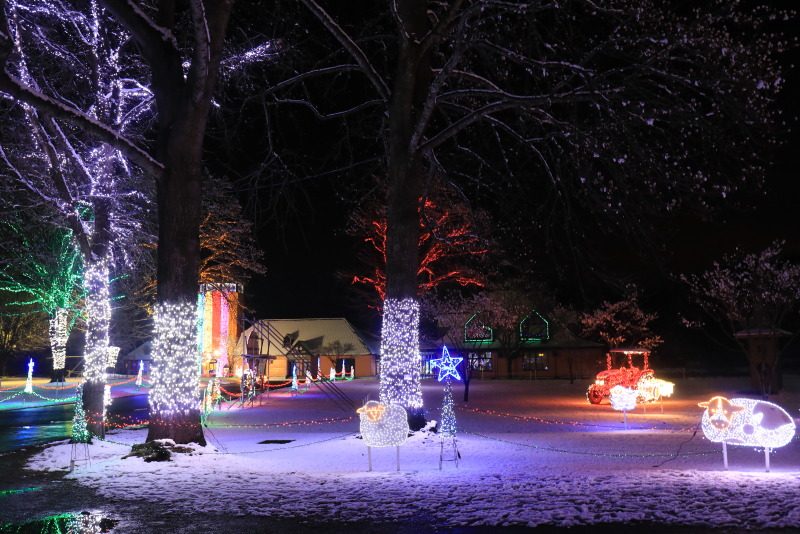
[682,242,800,394]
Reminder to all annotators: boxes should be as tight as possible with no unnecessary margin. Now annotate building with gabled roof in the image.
[236,317,376,379]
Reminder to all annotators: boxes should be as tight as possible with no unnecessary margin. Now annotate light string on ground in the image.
[459,405,696,432]
[463,430,719,459]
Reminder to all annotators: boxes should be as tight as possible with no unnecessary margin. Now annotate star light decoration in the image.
[149,301,202,416]
[430,346,463,382]
[379,298,423,409]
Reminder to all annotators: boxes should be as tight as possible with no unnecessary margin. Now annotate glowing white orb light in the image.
[609,385,638,412]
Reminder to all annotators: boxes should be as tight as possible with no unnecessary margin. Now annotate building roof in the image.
[238,318,373,357]
[121,341,152,361]
[734,327,793,338]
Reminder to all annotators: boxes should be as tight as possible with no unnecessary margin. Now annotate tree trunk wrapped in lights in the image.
[48,307,68,381]
[82,256,111,438]
[379,298,423,412]
[147,300,204,444]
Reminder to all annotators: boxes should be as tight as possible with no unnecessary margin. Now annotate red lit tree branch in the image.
[350,189,490,307]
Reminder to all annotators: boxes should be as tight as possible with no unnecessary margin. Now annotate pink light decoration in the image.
[218,293,229,363]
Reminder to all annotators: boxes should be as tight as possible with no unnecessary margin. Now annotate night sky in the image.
[228,4,800,366]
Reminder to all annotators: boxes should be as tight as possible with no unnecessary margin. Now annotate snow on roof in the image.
[239,318,373,356]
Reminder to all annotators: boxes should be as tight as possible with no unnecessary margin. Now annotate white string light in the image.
[24,358,34,393]
[106,346,120,369]
[149,300,201,415]
[49,308,68,371]
[637,376,675,402]
[83,257,110,383]
[379,298,423,409]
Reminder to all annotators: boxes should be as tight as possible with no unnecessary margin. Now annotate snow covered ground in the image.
[27,376,800,530]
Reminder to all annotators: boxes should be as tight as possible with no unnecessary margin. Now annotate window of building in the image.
[468,352,493,371]
[522,352,548,371]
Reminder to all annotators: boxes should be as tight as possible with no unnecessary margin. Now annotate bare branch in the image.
[299,0,390,101]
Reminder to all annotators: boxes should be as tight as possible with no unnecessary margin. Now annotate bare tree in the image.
[579,286,663,350]
[278,0,787,419]
[682,242,800,394]
[0,296,49,377]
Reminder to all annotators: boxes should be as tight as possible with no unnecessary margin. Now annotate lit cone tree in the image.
[71,384,91,444]
[440,379,457,438]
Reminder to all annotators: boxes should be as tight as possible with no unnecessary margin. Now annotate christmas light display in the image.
[135,360,143,388]
[698,396,795,448]
[464,313,493,343]
[149,301,201,415]
[357,401,409,447]
[440,379,457,437]
[0,227,81,375]
[291,364,298,392]
[24,358,34,393]
[202,379,220,419]
[430,346,463,382]
[609,385,637,412]
[83,258,111,383]
[49,308,69,372]
[71,384,91,444]
[379,298,423,409]
[198,284,239,375]
[350,367,355,380]
[241,368,255,403]
[636,377,675,402]
[106,346,120,370]
[103,384,112,421]
[329,367,336,382]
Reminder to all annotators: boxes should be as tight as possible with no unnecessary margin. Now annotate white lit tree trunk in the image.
[48,307,68,382]
[82,255,111,438]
